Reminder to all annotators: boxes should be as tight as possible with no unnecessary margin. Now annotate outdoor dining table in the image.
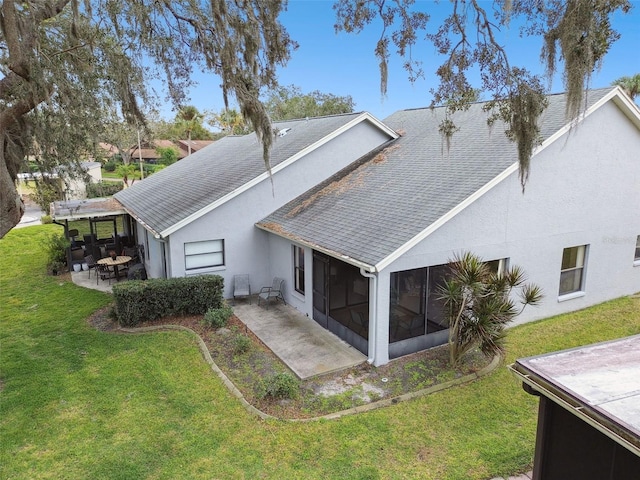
[97,255,132,281]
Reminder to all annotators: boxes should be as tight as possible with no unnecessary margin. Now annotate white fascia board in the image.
[375,89,631,272]
[119,206,163,239]
[160,113,399,238]
[610,87,640,130]
[255,223,377,272]
[53,209,127,221]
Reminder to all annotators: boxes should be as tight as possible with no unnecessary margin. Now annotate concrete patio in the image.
[232,299,367,380]
[69,272,366,380]
[70,268,114,293]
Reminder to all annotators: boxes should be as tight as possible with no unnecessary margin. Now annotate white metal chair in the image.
[258,277,285,308]
[233,274,251,304]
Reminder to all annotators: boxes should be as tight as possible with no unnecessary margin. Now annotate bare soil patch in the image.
[88,306,492,419]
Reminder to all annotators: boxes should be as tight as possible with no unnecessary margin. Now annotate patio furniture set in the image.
[77,238,144,285]
[233,275,285,308]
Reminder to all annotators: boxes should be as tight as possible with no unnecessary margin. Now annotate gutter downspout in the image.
[360,268,378,365]
[154,235,168,279]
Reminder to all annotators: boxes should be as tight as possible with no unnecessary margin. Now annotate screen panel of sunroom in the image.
[389,265,449,344]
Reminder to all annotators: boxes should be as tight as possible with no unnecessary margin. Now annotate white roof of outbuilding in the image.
[512,334,640,456]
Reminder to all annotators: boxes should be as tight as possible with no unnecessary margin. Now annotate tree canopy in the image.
[0,0,633,238]
[264,85,355,121]
[207,108,253,137]
[612,74,640,100]
[335,0,632,187]
[0,0,294,237]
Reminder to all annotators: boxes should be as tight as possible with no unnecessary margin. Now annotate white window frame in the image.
[486,258,509,276]
[558,245,588,300]
[293,245,305,295]
[634,235,640,266]
[184,239,224,271]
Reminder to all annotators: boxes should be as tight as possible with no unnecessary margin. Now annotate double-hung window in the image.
[185,240,224,271]
[293,245,305,294]
[559,245,587,296]
[486,258,508,276]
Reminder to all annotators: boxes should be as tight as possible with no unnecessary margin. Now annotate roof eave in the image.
[159,112,398,238]
[375,87,635,272]
[255,222,377,272]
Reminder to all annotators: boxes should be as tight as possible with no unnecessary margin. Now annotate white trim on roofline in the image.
[118,206,163,238]
[254,223,377,272]
[374,162,519,272]
[158,112,398,238]
[375,87,638,272]
[610,86,640,129]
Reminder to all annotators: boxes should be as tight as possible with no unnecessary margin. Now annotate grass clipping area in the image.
[3,225,640,480]
[91,308,491,420]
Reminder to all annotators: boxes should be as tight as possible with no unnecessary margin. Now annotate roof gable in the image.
[258,87,632,270]
[115,112,396,237]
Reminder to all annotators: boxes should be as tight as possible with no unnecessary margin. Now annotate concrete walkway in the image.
[15,199,45,229]
[68,275,366,381]
[232,299,366,380]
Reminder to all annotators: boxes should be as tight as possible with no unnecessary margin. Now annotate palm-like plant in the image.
[115,164,139,188]
[439,252,543,366]
[177,106,201,155]
[612,74,640,101]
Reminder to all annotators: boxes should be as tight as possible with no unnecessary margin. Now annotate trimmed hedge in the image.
[112,275,224,327]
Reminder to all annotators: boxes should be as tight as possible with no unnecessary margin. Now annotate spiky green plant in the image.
[439,252,543,366]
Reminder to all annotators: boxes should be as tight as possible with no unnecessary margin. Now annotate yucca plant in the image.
[439,252,543,366]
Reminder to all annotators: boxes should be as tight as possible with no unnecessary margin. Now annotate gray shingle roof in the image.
[114,112,369,235]
[258,88,615,268]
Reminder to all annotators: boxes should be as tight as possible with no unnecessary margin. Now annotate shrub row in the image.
[112,275,224,327]
[86,181,123,198]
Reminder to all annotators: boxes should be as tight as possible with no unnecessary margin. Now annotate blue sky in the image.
[162,0,640,122]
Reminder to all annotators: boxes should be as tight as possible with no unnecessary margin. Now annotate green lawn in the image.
[2,225,639,480]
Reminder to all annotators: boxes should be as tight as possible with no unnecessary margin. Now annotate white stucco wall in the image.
[260,99,639,366]
[266,236,313,315]
[66,162,103,200]
[376,98,640,364]
[164,120,393,297]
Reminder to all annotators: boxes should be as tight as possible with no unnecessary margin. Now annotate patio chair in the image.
[400,315,424,336]
[96,263,115,285]
[258,277,285,308]
[123,246,140,263]
[350,310,367,327]
[84,254,97,279]
[233,274,251,305]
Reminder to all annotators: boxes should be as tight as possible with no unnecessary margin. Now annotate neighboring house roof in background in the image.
[130,140,187,161]
[98,143,118,157]
[177,140,215,153]
[258,87,630,270]
[100,139,215,162]
[115,112,395,237]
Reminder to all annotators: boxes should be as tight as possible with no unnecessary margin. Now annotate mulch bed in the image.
[87,305,492,419]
